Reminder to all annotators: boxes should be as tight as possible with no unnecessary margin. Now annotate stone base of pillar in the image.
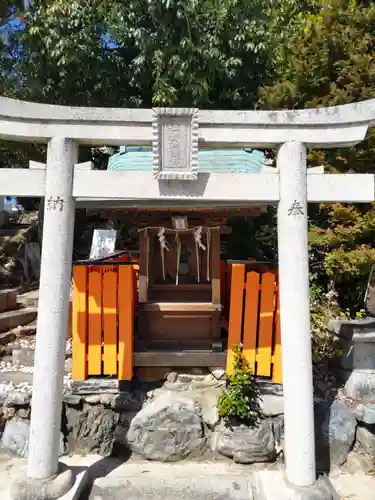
[254,471,339,499]
[9,463,74,500]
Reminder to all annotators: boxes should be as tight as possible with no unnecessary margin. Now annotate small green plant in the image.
[217,344,263,427]
[339,308,366,320]
[310,282,343,364]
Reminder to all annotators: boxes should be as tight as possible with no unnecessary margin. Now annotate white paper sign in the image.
[90,229,117,259]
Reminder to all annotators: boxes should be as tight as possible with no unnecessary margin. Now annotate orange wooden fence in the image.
[72,256,280,383]
[226,262,282,384]
[72,261,137,381]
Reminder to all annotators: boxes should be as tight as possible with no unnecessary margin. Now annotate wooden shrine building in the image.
[75,146,280,373]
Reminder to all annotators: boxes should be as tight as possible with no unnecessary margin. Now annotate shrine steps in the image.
[139,301,221,312]
[0,289,17,314]
[0,308,37,334]
[134,350,226,368]
[138,300,222,351]
[0,289,37,335]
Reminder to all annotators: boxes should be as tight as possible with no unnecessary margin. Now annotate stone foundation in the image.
[0,369,367,472]
[0,372,285,465]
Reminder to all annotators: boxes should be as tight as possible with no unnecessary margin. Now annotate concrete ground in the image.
[0,451,375,500]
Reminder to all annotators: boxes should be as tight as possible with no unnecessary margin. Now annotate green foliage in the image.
[310,280,342,363]
[4,0,298,108]
[260,0,375,312]
[309,203,375,309]
[310,274,366,363]
[217,344,262,427]
[225,208,277,262]
[260,0,375,112]
[0,0,299,171]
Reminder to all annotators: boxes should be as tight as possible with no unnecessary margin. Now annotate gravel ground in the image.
[0,337,73,397]
[7,335,72,354]
[0,371,73,397]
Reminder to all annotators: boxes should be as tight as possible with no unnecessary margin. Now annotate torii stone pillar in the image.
[20,138,78,496]
[277,142,315,487]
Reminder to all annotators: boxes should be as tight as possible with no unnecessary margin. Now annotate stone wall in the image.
[1,372,284,465]
[64,373,282,463]
[1,370,367,471]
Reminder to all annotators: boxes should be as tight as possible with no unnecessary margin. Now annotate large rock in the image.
[353,403,375,425]
[270,415,284,445]
[258,381,284,417]
[1,418,29,457]
[12,347,35,367]
[126,392,204,461]
[65,402,118,456]
[260,394,284,417]
[111,392,142,412]
[213,420,276,464]
[315,399,357,468]
[1,417,65,458]
[4,390,31,407]
[356,424,375,457]
[114,411,137,447]
[200,389,220,428]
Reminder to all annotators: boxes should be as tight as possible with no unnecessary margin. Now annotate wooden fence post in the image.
[102,265,118,375]
[118,265,135,380]
[226,264,245,374]
[242,271,260,373]
[72,265,88,381]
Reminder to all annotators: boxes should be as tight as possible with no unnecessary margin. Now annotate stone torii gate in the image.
[1,97,375,499]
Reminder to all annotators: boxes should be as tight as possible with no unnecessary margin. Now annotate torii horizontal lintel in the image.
[0,96,374,147]
[0,169,373,204]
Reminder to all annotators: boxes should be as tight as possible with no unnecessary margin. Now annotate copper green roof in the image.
[108,146,264,174]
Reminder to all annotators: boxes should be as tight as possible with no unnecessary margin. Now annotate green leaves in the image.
[217,344,262,427]
[2,0,296,109]
[259,0,375,311]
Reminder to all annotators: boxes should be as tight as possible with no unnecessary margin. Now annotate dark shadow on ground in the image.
[78,456,128,500]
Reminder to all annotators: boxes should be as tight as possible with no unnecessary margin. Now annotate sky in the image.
[0,15,24,44]
[1,9,117,51]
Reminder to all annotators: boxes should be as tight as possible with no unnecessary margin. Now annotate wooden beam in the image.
[85,206,262,217]
[134,350,227,367]
[138,302,221,312]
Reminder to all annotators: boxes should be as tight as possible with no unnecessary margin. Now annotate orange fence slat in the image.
[118,265,134,380]
[133,264,139,315]
[272,289,282,384]
[242,271,260,373]
[226,263,232,305]
[257,272,276,377]
[87,267,103,375]
[72,266,88,381]
[226,264,245,374]
[102,266,118,375]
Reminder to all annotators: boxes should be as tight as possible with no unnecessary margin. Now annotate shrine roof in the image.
[108,146,264,174]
